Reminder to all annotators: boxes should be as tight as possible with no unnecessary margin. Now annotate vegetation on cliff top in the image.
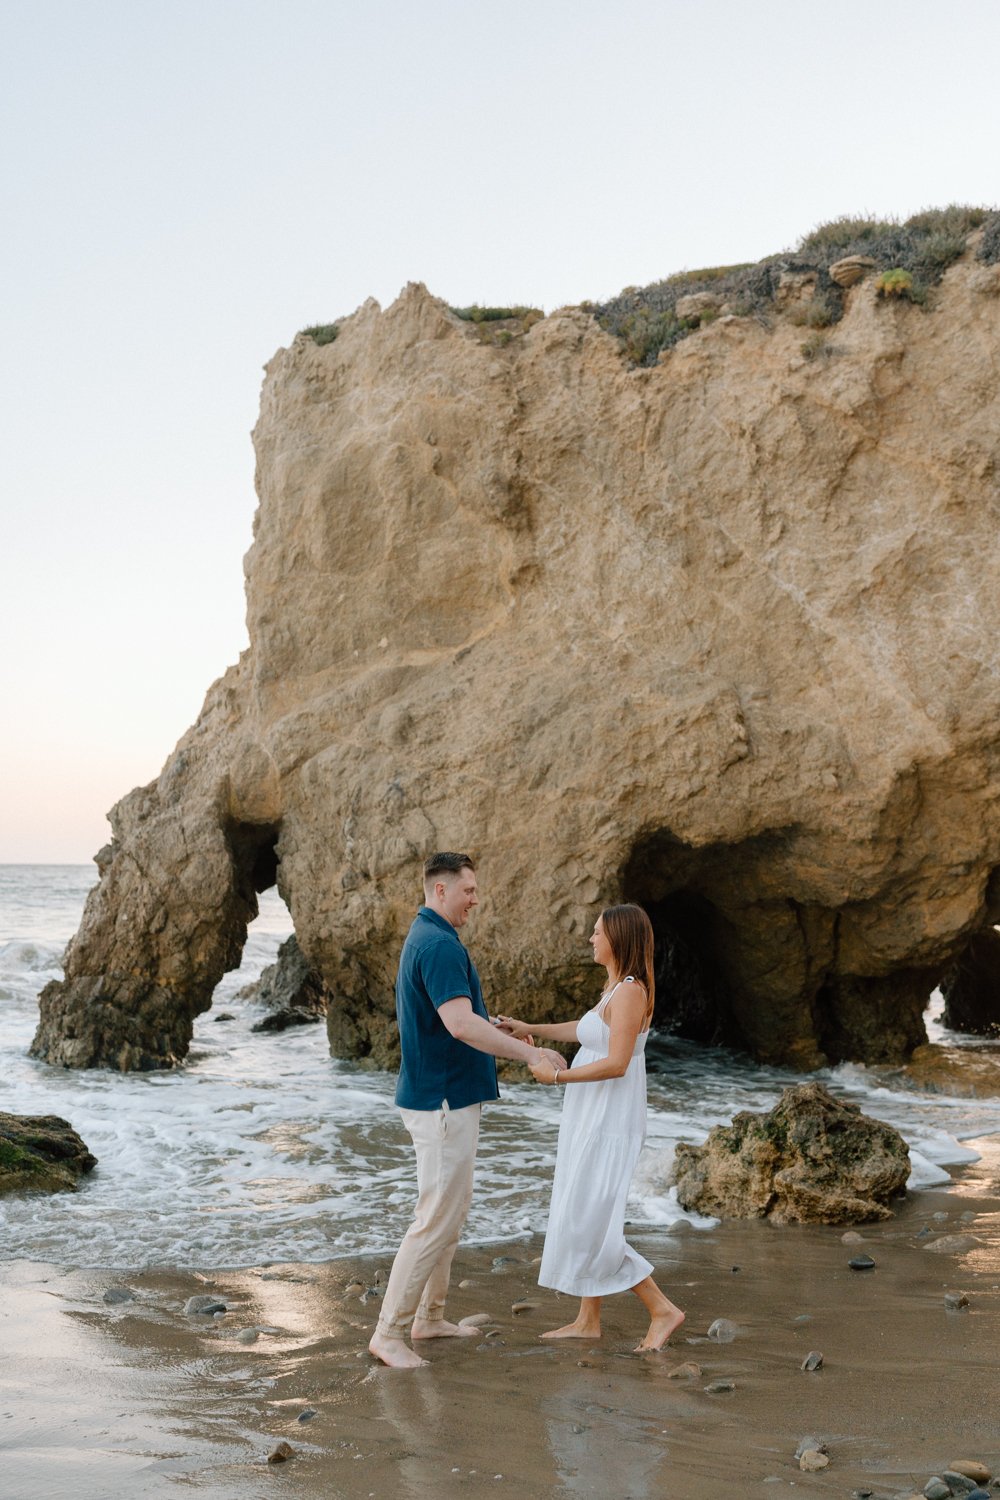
[594,203,999,366]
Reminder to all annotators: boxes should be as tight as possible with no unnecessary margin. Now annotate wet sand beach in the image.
[4,1140,1000,1500]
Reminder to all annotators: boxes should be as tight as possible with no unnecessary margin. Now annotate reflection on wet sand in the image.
[5,1149,1000,1500]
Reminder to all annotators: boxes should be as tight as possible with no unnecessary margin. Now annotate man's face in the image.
[438,867,479,929]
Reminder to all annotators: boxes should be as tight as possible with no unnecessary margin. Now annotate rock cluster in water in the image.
[671,1082,910,1224]
[0,1111,97,1194]
[30,232,1000,1072]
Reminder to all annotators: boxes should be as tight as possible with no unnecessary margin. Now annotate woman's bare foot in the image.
[635,1307,685,1352]
[540,1320,602,1340]
[368,1332,428,1368]
[411,1317,478,1340]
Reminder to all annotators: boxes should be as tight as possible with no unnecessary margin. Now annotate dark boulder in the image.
[0,1111,97,1195]
[249,935,333,1032]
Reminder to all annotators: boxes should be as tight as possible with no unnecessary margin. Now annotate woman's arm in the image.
[495,1014,580,1043]
[531,985,646,1084]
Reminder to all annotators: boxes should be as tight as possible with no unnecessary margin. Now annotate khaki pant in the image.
[376,1100,482,1339]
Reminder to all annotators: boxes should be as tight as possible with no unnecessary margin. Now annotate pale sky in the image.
[2,0,998,863]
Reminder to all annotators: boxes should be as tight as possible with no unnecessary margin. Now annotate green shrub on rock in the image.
[300,323,339,346]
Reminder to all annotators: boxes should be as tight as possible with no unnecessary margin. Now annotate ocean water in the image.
[1,864,998,1271]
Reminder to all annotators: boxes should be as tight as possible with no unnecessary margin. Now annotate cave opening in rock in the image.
[640,890,737,1045]
[622,833,748,1049]
[220,818,283,982]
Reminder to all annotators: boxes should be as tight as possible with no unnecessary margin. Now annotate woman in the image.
[497,903,685,1351]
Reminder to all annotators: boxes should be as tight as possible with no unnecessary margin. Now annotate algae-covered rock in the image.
[0,1112,97,1195]
[671,1082,909,1224]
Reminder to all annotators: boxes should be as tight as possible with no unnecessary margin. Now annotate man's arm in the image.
[437,997,566,1072]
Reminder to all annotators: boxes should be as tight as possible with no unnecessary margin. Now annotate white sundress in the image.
[538,978,654,1298]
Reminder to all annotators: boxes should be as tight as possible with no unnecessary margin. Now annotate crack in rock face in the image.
[31,271,1000,1072]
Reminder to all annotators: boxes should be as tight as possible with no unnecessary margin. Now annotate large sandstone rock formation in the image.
[31,245,1000,1072]
[671,1082,910,1224]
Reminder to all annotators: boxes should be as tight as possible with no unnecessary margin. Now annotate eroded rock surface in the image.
[31,246,1000,1072]
[671,1083,910,1224]
[0,1112,97,1195]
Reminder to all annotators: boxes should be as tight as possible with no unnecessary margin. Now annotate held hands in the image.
[530,1049,566,1084]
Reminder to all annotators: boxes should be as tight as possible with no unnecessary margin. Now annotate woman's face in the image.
[590,916,614,969]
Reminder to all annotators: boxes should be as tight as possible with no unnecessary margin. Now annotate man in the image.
[368,851,567,1368]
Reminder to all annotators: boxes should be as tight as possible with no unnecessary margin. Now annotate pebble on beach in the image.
[666,1361,702,1379]
[183,1295,227,1316]
[848,1255,876,1270]
[267,1441,295,1464]
[799,1450,829,1472]
[801,1350,823,1371]
[236,1328,258,1344]
[704,1379,735,1393]
[949,1462,992,1483]
[102,1287,135,1304]
[296,1408,317,1423]
[941,1471,984,1495]
[924,1235,977,1255]
[707,1317,738,1342]
[944,1292,970,1310]
[923,1481,951,1500]
[511,1300,539,1314]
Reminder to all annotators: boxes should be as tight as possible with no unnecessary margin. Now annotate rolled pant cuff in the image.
[375,1316,413,1340]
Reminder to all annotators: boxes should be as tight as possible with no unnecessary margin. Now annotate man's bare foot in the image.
[540,1321,602,1340]
[635,1307,685,1352]
[411,1317,478,1340]
[368,1332,428,1368]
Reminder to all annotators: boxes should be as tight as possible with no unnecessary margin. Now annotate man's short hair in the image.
[423,851,475,885]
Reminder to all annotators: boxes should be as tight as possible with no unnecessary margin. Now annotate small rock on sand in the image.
[458,1279,474,1289]
[941,1472,980,1495]
[666,1361,702,1379]
[511,1301,539,1314]
[945,1292,971,1310]
[925,1235,977,1255]
[184,1295,227,1316]
[949,1463,991,1484]
[800,1450,829,1472]
[236,1328,258,1344]
[801,1350,823,1371]
[841,1231,864,1244]
[102,1287,135,1304]
[460,1313,493,1327]
[267,1441,295,1464]
[707,1317,738,1342]
[923,1481,951,1500]
[849,1255,876,1270]
[704,1379,735,1394]
[296,1408,317,1423]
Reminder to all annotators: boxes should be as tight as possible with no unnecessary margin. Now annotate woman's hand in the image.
[529,1058,562,1085]
[494,1014,533,1040]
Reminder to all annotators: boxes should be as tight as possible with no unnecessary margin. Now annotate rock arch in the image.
[31,792,283,1070]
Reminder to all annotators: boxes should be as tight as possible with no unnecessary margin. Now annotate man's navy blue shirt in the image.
[394,906,500,1111]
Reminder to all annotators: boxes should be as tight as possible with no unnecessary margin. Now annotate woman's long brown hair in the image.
[601,903,655,1026]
